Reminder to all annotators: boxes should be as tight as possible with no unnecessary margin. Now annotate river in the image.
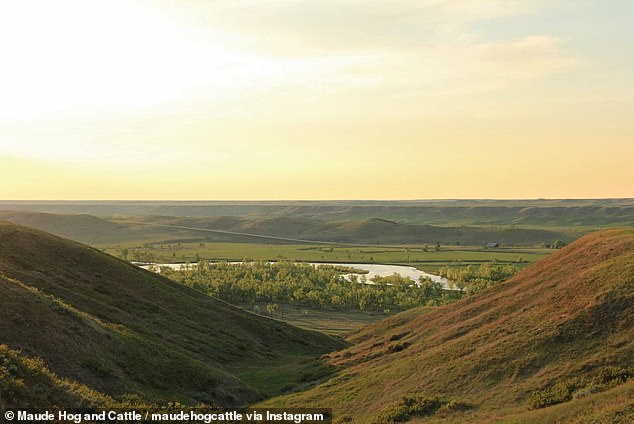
[138,261,451,289]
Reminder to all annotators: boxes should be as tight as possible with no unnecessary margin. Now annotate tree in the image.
[266,303,279,317]
[553,240,566,249]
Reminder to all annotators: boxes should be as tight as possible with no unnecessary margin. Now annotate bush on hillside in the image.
[372,394,470,423]
[529,366,633,409]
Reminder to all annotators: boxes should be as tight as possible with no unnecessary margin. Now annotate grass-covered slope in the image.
[264,228,634,422]
[0,344,116,408]
[0,222,344,407]
[0,211,167,244]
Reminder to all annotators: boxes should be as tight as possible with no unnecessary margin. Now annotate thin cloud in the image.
[171,0,547,55]
[473,36,581,80]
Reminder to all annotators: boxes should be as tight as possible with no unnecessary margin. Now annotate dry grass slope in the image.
[263,228,634,422]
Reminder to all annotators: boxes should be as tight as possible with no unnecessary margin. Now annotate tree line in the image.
[160,261,449,312]
[438,263,520,295]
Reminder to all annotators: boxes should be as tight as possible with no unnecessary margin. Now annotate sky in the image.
[0,0,632,200]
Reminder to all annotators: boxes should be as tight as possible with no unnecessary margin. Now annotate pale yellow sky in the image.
[0,0,632,200]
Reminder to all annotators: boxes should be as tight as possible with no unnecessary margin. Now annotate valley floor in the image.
[100,241,552,273]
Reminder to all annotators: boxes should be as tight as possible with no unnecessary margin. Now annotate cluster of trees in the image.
[115,246,156,262]
[542,240,567,249]
[438,263,520,295]
[160,261,449,312]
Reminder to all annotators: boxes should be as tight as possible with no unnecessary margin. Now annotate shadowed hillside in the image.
[0,222,345,407]
[263,229,634,422]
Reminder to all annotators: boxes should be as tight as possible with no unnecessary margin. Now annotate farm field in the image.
[100,241,552,273]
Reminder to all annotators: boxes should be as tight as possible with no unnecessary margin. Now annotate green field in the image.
[101,241,552,273]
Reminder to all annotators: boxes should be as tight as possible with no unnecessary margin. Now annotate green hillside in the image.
[262,228,634,422]
[0,222,344,407]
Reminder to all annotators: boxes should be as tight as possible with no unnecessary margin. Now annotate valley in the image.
[1,203,632,422]
[2,1,632,421]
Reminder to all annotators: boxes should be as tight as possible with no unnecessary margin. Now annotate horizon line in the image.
[0,198,632,203]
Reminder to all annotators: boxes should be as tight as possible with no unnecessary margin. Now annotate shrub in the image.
[387,342,411,354]
[529,380,583,409]
[437,399,471,414]
[591,366,632,386]
[529,367,633,409]
[372,394,469,423]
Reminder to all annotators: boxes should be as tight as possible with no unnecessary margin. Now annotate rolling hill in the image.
[130,215,573,246]
[0,211,573,246]
[263,228,634,422]
[0,199,632,227]
[0,221,345,407]
[0,198,634,228]
[0,211,172,244]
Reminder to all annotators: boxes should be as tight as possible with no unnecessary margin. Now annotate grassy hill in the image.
[0,199,632,227]
[119,215,573,246]
[0,211,573,247]
[0,221,344,407]
[262,228,634,422]
[0,211,175,244]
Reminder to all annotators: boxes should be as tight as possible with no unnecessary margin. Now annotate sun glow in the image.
[0,0,632,200]
[0,0,278,120]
